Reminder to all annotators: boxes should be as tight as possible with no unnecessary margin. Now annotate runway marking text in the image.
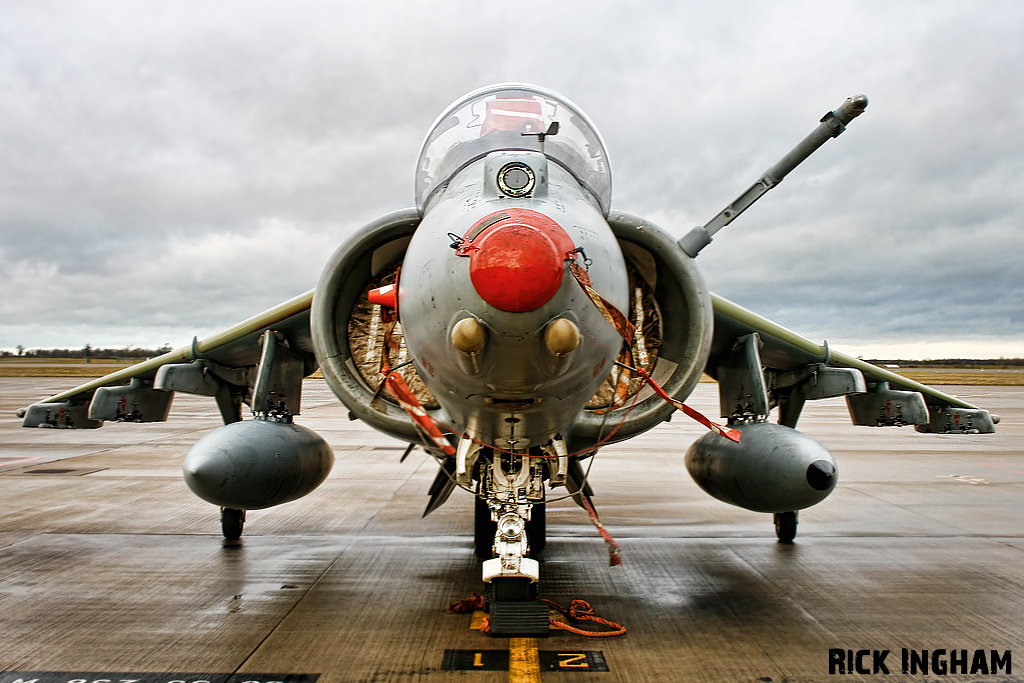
[441,650,609,672]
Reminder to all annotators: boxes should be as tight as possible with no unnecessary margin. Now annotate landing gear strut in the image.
[774,510,797,543]
[475,497,546,559]
[471,443,551,637]
[221,507,245,540]
[474,496,493,560]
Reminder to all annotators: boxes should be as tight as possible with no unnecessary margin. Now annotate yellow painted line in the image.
[509,637,541,683]
[470,610,486,630]
[464,605,541,680]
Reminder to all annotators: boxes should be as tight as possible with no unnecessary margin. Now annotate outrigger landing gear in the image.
[221,507,245,540]
[774,510,797,543]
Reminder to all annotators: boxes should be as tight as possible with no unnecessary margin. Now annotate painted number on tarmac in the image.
[441,650,609,672]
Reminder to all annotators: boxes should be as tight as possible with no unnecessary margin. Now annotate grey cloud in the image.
[1,0,1022,357]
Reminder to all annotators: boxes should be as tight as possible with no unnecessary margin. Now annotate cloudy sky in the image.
[2,1,1021,359]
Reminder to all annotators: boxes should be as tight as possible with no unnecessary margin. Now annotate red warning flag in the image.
[384,369,455,455]
[635,367,741,443]
[567,261,635,344]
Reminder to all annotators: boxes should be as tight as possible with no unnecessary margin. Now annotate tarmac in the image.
[1,377,1022,682]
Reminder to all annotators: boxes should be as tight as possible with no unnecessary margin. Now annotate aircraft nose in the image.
[469,218,564,312]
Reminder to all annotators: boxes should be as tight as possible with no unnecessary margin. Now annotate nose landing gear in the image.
[473,446,550,637]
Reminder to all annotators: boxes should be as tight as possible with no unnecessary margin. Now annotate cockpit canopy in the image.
[415,83,612,215]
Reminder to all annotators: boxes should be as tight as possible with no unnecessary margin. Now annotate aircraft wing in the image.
[706,293,998,434]
[18,290,316,428]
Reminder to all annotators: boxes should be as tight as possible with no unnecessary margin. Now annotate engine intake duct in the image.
[570,211,713,449]
[311,208,434,446]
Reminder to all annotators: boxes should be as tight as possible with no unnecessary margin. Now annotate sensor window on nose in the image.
[497,162,535,197]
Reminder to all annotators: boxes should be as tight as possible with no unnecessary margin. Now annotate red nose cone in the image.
[469,222,564,312]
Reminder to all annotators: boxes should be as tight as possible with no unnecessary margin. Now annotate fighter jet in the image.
[17,84,998,636]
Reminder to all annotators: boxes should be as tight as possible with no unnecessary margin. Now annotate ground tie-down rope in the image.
[447,594,627,637]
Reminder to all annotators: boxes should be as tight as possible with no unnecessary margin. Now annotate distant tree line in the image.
[865,358,1024,367]
[3,346,1021,367]
[2,344,174,359]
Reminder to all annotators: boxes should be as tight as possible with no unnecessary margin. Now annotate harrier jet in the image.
[18,84,997,636]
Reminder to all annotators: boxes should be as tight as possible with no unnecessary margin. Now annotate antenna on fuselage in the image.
[522,121,560,153]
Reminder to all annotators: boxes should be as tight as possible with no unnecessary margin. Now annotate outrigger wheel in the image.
[221,507,246,540]
[774,510,797,543]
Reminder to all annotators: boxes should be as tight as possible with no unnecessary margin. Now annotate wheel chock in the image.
[487,600,550,638]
